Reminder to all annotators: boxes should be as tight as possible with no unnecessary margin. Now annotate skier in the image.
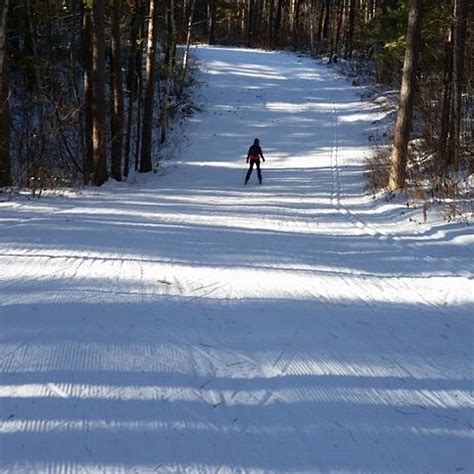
[245,138,265,185]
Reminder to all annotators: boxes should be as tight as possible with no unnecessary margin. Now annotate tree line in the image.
[387,0,471,191]
[0,0,472,190]
[0,0,198,188]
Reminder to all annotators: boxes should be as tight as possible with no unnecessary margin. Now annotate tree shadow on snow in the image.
[1,298,473,472]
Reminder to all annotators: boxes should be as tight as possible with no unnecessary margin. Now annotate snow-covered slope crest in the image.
[0,46,473,474]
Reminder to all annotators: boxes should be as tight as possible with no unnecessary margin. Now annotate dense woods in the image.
[0,0,198,188]
[0,0,472,191]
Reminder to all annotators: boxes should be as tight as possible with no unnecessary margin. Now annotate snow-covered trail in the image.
[0,46,473,473]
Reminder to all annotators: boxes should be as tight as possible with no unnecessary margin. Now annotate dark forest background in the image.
[0,0,472,195]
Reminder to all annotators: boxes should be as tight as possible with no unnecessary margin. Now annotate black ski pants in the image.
[245,159,262,184]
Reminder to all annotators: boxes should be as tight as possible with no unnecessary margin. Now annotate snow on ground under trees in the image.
[0,46,473,473]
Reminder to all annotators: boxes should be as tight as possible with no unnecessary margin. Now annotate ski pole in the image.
[242,161,248,182]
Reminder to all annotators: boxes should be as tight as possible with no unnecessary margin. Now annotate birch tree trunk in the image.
[181,0,196,86]
[388,0,423,190]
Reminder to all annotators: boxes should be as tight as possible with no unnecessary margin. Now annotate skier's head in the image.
[253,138,260,146]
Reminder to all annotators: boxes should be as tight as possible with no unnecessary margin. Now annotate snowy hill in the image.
[0,46,473,473]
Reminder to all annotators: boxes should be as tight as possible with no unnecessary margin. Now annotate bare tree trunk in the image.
[309,0,316,55]
[91,0,108,185]
[82,1,94,185]
[124,0,143,178]
[134,68,143,172]
[272,0,282,46]
[450,0,468,169]
[169,0,178,68]
[161,0,177,144]
[317,1,325,47]
[290,0,302,48]
[323,0,332,56]
[255,0,264,41]
[240,0,246,39]
[267,0,274,47]
[0,0,11,187]
[23,0,37,90]
[207,0,216,44]
[0,0,9,84]
[110,0,124,181]
[24,0,46,180]
[134,9,145,173]
[290,0,297,46]
[247,0,253,46]
[345,0,356,59]
[438,25,453,172]
[334,0,345,57]
[181,0,196,86]
[388,0,423,190]
[140,0,159,173]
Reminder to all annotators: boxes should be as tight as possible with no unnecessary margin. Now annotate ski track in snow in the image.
[0,46,473,473]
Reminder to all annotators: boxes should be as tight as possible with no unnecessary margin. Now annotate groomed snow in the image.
[0,46,473,473]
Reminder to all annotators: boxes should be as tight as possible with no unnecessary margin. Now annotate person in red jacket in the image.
[245,138,265,185]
